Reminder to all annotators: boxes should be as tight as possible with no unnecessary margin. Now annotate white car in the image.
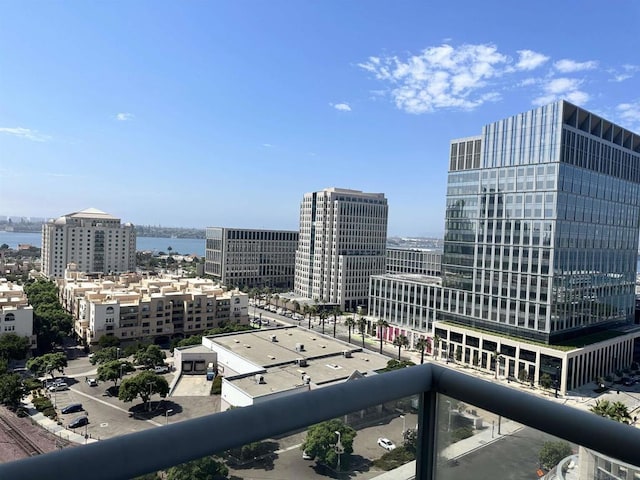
[377,437,396,451]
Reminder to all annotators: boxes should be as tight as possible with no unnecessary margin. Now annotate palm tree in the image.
[591,399,632,424]
[433,334,441,360]
[376,319,389,354]
[331,306,342,338]
[357,316,367,348]
[344,317,355,344]
[319,309,328,335]
[392,334,409,360]
[303,305,311,329]
[491,351,503,379]
[416,337,430,365]
[292,300,300,319]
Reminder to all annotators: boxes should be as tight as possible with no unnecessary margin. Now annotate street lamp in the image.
[334,431,344,473]
[400,414,406,435]
[165,409,173,425]
[116,347,120,360]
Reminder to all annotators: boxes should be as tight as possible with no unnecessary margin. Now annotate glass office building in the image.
[442,101,640,344]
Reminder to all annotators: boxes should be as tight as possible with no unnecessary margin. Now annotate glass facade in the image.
[442,101,640,343]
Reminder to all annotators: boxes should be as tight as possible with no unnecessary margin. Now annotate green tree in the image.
[331,306,342,338]
[319,309,328,335]
[376,319,389,354]
[538,441,573,470]
[518,368,528,382]
[403,428,418,454]
[344,317,355,344]
[301,419,356,469]
[0,372,27,408]
[26,352,67,378]
[415,337,430,365]
[590,399,632,424]
[97,360,135,387]
[0,333,31,361]
[392,334,409,360]
[118,370,169,408]
[357,316,367,348]
[98,335,121,348]
[539,373,553,389]
[134,344,166,369]
[90,346,120,365]
[378,359,416,373]
[455,345,462,362]
[166,456,228,480]
[24,280,73,352]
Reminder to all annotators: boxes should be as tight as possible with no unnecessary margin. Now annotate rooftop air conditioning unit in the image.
[271,335,277,342]
[303,375,311,385]
[295,343,305,352]
[255,374,265,384]
[297,358,308,367]
[342,350,352,358]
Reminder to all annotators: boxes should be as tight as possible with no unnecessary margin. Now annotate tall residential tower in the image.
[294,187,388,311]
[42,208,136,279]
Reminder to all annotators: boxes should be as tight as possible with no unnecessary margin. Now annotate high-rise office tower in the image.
[294,188,388,311]
[42,208,136,278]
[441,100,640,344]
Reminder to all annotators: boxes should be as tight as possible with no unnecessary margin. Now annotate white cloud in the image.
[554,59,598,73]
[116,112,134,121]
[0,127,51,142]
[532,77,589,106]
[262,143,274,148]
[609,64,640,82]
[332,103,352,112]
[359,43,513,113]
[616,102,640,129]
[515,50,549,71]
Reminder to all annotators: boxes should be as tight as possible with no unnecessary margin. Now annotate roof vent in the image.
[303,375,311,385]
[343,350,352,358]
[255,374,265,384]
[271,335,277,342]
[295,343,305,352]
[297,358,308,367]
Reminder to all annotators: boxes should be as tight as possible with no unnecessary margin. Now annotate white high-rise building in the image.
[42,208,136,279]
[294,188,388,311]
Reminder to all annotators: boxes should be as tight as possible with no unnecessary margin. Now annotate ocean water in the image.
[0,231,205,256]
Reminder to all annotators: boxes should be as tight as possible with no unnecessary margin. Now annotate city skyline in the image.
[1,1,639,237]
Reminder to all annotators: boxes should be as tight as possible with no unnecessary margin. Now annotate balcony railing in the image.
[1,363,640,479]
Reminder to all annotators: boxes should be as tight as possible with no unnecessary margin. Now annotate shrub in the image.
[450,426,473,443]
[372,446,415,471]
[32,396,52,411]
[210,375,222,395]
[42,406,57,420]
[24,378,43,391]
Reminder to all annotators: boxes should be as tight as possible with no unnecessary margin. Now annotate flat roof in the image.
[207,326,389,398]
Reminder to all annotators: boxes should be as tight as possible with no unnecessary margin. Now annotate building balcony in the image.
[1,363,639,479]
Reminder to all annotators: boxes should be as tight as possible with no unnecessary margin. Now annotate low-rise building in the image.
[200,325,389,410]
[58,268,249,345]
[0,279,36,350]
[386,248,442,276]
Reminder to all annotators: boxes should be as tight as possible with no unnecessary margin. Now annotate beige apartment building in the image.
[0,279,36,350]
[59,268,249,345]
[42,208,136,279]
[294,188,388,312]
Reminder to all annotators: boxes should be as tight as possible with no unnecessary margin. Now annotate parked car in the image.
[86,377,98,386]
[154,365,170,374]
[61,403,83,414]
[48,383,69,392]
[68,416,89,429]
[377,438,396,451]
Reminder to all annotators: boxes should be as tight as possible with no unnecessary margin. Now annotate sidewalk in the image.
[440,418,522,460]
[24,399,98,445]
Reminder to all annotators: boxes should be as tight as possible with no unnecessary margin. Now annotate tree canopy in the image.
[26,352,68,378]
[590,399,632,424]
[97,360,135,386]
[0,333,31,361]
[91,346,120,365]
[0,372,27,408]
[377,359,416,373]
[301,419,356,469]
[24,280,73,352]
[133,344,166,369]
[165,456,228,480]
[538,441,573,470]
[98,335,121,348]
[118,370,169,406]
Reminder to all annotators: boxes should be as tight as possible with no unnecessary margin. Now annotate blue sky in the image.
[1,1,639,237]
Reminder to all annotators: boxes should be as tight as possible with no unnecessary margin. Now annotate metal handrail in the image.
[1,363,639,480]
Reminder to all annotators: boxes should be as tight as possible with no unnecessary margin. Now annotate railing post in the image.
[415,389,437,480]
